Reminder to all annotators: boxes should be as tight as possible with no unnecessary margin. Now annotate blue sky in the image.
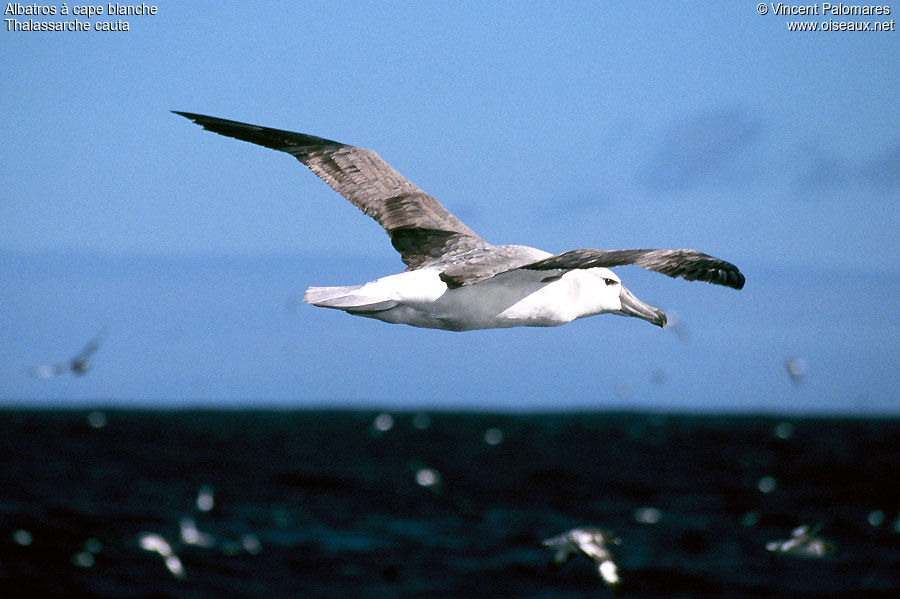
[2,2,898,412]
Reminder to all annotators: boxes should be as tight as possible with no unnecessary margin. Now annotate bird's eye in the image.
[603,278,618,286]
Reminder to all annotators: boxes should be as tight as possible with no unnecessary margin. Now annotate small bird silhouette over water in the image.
[32,331,105,379]
[543,527,622,587]
[765,525,835,559]
[175,112,744,332]
[784,357,807,386]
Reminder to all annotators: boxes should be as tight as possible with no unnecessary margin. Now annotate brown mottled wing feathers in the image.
[523,249,745,289]
[175,112,745,289]
[174,111,485,268]
[437,246,547,288]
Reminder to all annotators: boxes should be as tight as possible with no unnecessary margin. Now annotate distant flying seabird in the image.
[543,527,622,587]
[175,112,745,332]
[784,356,807,386]
[32,331,105,378]
[765,525,835,559]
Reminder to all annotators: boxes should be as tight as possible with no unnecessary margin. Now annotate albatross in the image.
[175,112,744,331]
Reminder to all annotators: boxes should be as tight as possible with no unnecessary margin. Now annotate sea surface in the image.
[1,409,899,598]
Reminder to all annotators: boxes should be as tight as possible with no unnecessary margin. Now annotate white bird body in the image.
[306,255,635,331]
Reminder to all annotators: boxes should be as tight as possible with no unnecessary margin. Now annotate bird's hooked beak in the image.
[617,285,667,328]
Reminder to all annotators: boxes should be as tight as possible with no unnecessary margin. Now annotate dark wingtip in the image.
[729,270,746,290]
[172,111,222,126]
[707,266,745,290]
[172,111,346,150]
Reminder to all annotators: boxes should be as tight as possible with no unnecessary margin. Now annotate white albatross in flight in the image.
[175,112,745,331]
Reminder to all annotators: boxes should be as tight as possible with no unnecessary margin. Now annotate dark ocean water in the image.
[1,410,899,598]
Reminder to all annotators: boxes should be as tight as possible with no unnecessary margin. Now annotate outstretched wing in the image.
[77,330,105,359]
[522,248,745,289]
[174,111,488,268]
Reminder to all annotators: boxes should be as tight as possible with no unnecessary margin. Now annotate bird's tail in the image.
[303,285,398,312]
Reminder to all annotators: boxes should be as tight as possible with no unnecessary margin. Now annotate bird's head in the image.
[590,268,667,328]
